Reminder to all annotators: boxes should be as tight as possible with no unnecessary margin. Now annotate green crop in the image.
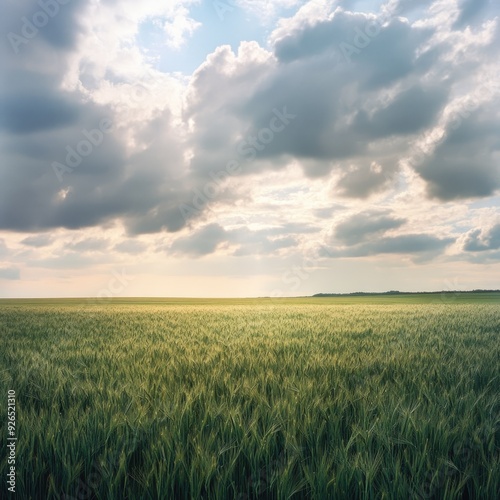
[0,296,498,499]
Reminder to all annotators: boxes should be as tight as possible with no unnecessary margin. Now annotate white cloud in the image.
[238,0,305,21]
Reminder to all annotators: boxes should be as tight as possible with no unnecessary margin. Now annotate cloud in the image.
[415,106,500,200]
[323,233,454,260]
[161,4,201,49]
[463,223,500,252]
[0,267,20,280]
[453,0,492,30]
[228,227,298,256]
[236,0,305,23]
[360,234,455,256]
[335,161,397,198]
[21,234,53,247]
[0,0,499,251]
[313,206,344,219]
[260,222,320,236]
[26,253,108,269]
[258,4,498,202]
[114,239,148,255]
[355,85,449,138]
[169,223,228,257]
[323,209,454,261]
[1,0,87,53]
[0,0,204,236]
[0,91,80,134]
[333,210,406,245]
[183,6,457,203]
[1,0,499,297]
[0,74,193,235]
[168,222,315,257]
[67,238,109,253]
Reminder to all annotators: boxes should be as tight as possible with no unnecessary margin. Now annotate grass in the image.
[0,296,499,499]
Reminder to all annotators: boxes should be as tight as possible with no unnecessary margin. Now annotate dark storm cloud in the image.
[333,210,406,245]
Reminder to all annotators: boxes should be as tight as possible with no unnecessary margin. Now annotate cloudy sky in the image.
[0,0,499,298]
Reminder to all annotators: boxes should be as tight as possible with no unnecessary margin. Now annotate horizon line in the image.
[1,290,499,300]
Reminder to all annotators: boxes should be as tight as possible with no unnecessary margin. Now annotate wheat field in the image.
[0,296,499,499]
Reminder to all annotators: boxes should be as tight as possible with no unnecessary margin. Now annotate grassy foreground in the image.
[0,296,499,499]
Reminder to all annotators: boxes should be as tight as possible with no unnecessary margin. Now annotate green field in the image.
[0,296,499,499]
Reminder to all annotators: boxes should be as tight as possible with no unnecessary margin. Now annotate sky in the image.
[0,0,499,298]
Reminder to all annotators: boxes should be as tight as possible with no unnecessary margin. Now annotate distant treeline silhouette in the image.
[313,290,500,297]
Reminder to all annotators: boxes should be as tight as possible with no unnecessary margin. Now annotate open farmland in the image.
[0,295,499,499]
